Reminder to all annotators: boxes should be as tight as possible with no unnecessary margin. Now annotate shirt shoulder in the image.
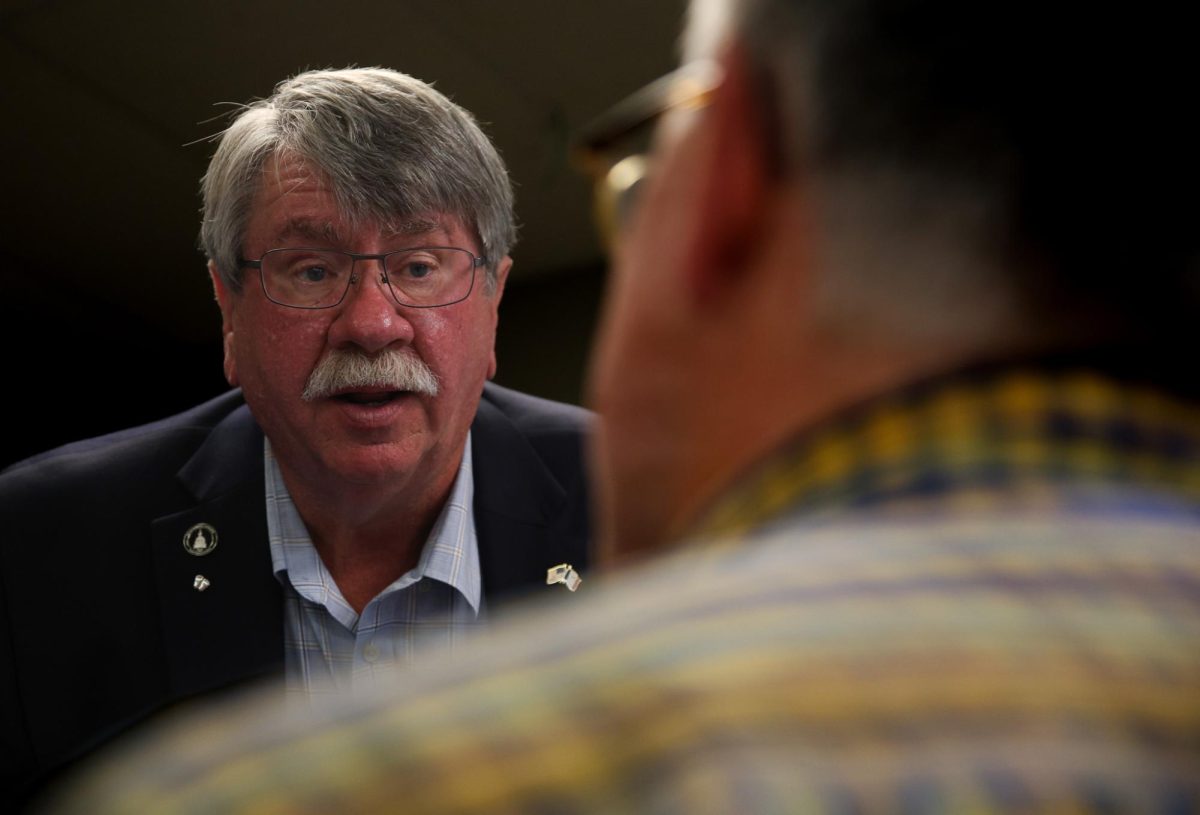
[477,382,593,481]
[480,382,591,435]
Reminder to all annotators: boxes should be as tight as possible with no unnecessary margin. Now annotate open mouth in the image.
[332,390,407,406]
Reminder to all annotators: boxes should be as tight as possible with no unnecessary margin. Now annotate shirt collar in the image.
[693,367,1200,540]
[264,433,483,622]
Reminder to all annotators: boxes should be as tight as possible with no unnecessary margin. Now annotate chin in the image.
[317,443,427,486]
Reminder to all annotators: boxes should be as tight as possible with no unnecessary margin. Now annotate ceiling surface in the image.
[1,0,686,341]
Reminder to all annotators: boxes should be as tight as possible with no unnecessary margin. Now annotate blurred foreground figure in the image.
[48,0,1198,811]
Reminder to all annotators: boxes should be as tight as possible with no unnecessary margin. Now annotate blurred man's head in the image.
[202,68,516,502]
[588,0,1197,560]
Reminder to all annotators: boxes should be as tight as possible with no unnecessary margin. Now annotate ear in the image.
[209,261,240,387]
[682,42,773,305]
[491,255,512,303]
[486,256,512,380]
[482,254,511,379]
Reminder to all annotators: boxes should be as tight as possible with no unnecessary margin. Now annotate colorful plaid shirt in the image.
[48,366,1200,813]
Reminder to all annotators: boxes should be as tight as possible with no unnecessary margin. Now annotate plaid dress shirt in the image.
[265,435,485,698]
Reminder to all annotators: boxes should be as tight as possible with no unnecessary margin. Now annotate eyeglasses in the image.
[238,246,487,309]
[572,60,722,248]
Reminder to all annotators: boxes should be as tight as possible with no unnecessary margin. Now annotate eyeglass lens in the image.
[260,247,475,308]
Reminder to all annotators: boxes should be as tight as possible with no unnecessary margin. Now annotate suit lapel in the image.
[471,396,572,605]
[150,403,283,699]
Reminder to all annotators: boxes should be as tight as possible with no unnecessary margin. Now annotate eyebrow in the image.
[274,217,445,247]
[275,218,347,246]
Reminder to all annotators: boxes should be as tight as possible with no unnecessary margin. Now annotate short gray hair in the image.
[201,67,516,293]
[707,0,1198,346]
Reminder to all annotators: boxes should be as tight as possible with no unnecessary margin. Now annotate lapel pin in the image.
[546,563,581,592]
[183,523,218,556]
[193,575,211,592]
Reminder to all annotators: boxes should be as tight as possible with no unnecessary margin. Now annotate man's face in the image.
[215,154,507,495]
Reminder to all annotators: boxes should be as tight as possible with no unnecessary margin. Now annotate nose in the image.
[326,260,415,353]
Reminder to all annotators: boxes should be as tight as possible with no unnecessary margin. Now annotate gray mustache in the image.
[302,348,440,402]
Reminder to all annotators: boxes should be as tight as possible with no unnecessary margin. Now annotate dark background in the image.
[0,0,685,467]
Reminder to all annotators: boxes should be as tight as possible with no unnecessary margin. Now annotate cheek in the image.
[235,310,331,395]
[413,307,497,383]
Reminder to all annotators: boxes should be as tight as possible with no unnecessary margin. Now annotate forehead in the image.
[244,153,476,251]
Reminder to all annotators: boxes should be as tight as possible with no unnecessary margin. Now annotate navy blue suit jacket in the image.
[0,383,591,803]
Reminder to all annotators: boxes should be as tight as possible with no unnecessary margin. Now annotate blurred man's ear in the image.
[682,42,773,306]
[209,261,239,388]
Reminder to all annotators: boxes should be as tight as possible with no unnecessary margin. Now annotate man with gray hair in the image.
[0,67,590,804]
[39,0,1200,811]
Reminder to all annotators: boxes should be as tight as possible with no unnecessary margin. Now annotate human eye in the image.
[391,250,443,283]
[299,264,328,282]
[260,250,351,307]
[280,252,344,287]
[406,261,434,279]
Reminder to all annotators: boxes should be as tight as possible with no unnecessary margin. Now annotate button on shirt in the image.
[265,436,486,699]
